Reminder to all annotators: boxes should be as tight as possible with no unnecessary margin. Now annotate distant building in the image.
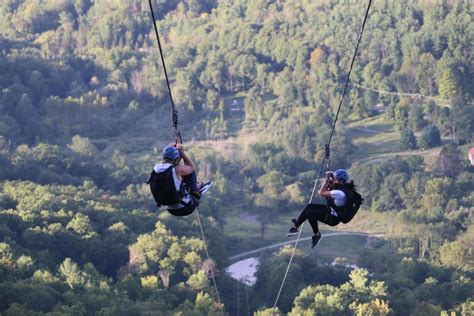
[372,103,387,114]
[469,147,474,166]
[227,97,244,114]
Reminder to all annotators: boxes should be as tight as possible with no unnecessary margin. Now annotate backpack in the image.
[148,166,182,206]
[332,183,364,224]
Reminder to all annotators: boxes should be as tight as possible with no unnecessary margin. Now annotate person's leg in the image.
[308,207,341,248]
[167,195,199,217]
[298,204,328,235]
[307,204,339,248]
[318,212,341,227]
[289,204,326,236]
[293,204,311,227]
[168,204,196,216]
[182,172,199,192]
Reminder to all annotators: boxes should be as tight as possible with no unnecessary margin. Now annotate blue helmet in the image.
[334,169,350,183]
[162,146,180,160]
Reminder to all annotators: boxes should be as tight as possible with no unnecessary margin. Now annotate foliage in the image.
[0,0,472,314]
[289,268,390,316]
[400,129,417,150]
[419,125,442,150]
[251,246,349,313]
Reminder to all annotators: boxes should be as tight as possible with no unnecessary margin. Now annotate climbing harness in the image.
[147,1,222,313]
[273,0,373,308]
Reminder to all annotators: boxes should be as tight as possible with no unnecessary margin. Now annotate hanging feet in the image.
[198,181,213,194]
[288,219,322,249]
[192,181,213,200]
[311,232,322,248]
[287,219,299,237]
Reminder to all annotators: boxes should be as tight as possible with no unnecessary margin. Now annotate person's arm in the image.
[319,178,333,198]
[174,144,195,176]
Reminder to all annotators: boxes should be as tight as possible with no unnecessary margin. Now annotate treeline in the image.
[1,0,472,149]
[0,178,230,314]
[253,241,473,315]
[249,145,473,314]
[351,145,473,274]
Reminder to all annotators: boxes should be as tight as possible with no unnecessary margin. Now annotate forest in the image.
[0,0,473,315]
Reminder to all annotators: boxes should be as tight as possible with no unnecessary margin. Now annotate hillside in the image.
[0,0,473,315]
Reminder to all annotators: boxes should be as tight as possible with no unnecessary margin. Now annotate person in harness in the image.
[287,169,363,248]
[149,144,213,216]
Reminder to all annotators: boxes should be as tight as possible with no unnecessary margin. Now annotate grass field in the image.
[347,115,401,159]
[223,211,295,254]
[346,114,448,167]
[223,207,383,264]
[312,234,369,263]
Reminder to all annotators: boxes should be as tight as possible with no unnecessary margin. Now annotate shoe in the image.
[198,181,213,194]
[311,232,322,248]
[287,226,298,237]
[191,191,201,200]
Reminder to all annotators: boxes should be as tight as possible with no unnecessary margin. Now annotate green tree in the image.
[14,93,40,142]
[400,129,417,150]
[66,213,95,237]
[439,226,474,272]
[0,242,14,268]
[254,307,281,316]
[289,268,389,315]
[419,125,441,149]
[436,143,465,178]
[372,173,408,211]
[438,66,459,99]
[450,94,474,144]
[68,135,97,157]
[420,177,453,217]
[59,258,85,289]
[408,104,426,131]
[399,174,425,210]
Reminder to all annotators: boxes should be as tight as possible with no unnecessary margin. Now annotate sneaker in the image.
[198,181,213,194]
[191,191,201,200]
[287,226,298,237]
[311,232,322,248]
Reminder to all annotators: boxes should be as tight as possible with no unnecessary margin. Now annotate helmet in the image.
[162,146,180,160]
[334,169,350,183]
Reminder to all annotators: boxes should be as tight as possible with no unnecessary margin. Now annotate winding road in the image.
[228,232,374,261]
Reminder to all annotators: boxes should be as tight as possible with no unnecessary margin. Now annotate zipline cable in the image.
[148,2,222,313]
[273,0,373,308]
[148,0,182,144]
[349,83,469,107]
[244,280,250,316]
[195,208,223,314]
[237,278,240,316]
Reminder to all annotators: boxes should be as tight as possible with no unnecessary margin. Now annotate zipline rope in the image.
[272,0,373,308]
[148,0,182,144]
[148,1,222,313]
[195,208,224,314]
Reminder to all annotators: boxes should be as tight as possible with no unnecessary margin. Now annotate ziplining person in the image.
[149,143,213,216]
[287,169,363,248]
[146,1,223,312]
[145,0,215,217]
[274,0,372,308]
